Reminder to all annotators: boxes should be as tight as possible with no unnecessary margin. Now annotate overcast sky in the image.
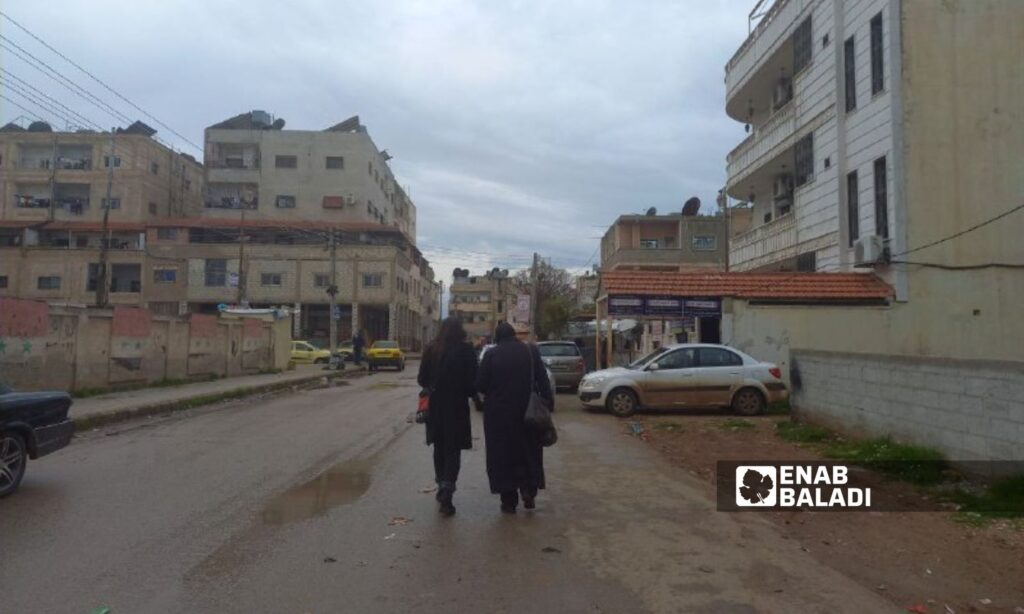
[2,0,750,282]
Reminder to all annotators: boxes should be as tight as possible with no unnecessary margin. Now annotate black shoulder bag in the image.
[523,343,558,447]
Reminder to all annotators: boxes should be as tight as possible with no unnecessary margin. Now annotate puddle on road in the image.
[261,458,373,526]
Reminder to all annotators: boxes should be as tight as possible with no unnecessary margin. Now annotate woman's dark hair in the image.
[430,316,467,363]
[494,321,516,342]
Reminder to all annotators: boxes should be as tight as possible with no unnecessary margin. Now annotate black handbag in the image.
[523,344,557,447]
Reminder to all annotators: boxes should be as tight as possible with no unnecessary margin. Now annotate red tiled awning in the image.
[599,270,893,301]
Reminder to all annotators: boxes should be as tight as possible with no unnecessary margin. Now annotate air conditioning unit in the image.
[773,173,794,198]
[854,235,886,266]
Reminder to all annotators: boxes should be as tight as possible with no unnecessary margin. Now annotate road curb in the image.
[71,369,365,431]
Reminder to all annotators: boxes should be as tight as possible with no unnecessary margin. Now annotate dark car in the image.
[537,341,587,390]
[0,382,75,497]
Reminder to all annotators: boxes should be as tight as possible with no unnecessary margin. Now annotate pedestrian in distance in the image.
[353,330,365,366]
[417,316,478,517]
[476,321,553,513]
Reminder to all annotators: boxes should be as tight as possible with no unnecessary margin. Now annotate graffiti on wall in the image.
[0,298,50,362]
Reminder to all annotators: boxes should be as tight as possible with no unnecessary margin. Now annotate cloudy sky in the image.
[2,0,750,281]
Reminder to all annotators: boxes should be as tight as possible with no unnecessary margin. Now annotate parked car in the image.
[367,340,405,371]
[291,340,333,364]
[478,343,558,404]
[537,341,587,390]
[577,343,788,417]
[1,382,75,497]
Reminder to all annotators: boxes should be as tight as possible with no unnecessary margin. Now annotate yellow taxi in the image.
[366,340,405,371]
[290,340,332,364]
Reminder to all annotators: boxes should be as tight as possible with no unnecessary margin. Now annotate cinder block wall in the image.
[791,350,1024,461]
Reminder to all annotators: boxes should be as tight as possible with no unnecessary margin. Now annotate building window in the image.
[794,132,814,186]
[275,155,297,169]
[83,265,100,292]
[0,275,8,289]
[261,273,283,287]
[149,302,180,316]
[276,195,296,208]
[871,13,884,95]
[874,157,889,238]
[37,275,61,290]
[326,156,344,170]
[157,227,178,241]
[792,16,812,74]
[153,268,177,284]
[148,202,158,215]
[204,259,227,287]
[110,264,142,292]
[847,171,859,247]
[797,252,817,272]
[368,162,372,175]
[104,155,121,168]
[692,235,717,251]
[844,36,856,113]
[362,273,383,288]
[102,198,121,209]
[313,273,330,288]
[639,239,659,249]
[185,179,192,191]
[150,162,159,175]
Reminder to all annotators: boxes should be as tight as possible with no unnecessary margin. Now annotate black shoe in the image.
[440,501,456,516]
[500,503,517,514]
[523,495,536,510]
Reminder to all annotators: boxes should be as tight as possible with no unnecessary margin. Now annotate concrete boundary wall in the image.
[0,298,290,391]
[790,349,1024,461]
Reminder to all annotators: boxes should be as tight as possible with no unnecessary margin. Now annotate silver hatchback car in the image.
[578,343,788,417]
[537,341,587,390]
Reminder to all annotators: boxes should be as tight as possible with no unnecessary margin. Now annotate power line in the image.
[0,11,203,153]
[0,68,103,130]
[0,76,92,129]
[889,202,1024,259]
[0,37,133,126]
[0,92,46,121]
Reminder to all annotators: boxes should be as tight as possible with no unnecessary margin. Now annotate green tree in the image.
[538,296,572,340]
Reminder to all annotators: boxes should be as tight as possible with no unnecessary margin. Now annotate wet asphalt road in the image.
[1,363,895,613]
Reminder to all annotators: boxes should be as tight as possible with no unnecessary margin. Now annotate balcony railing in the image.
[729,212,797,271]
[727,102,795,182]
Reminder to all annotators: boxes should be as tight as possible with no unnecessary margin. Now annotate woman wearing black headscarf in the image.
[476,322,553,513]
[417,316,478,516]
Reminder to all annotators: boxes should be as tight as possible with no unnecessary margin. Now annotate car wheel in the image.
[606,388,638,418]
[732,388,766,416]
[0,431,28,498]
[398,361,405,372]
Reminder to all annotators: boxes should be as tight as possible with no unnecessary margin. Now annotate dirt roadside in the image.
[611,411,1024,614]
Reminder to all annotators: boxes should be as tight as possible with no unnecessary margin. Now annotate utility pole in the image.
[96,129,114,308]
[327,229,339,356]
[48,133,58,222]
[529,252,540,341]
[236,206,247,305]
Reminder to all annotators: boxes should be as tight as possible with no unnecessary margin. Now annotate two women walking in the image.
[417,317,554,516]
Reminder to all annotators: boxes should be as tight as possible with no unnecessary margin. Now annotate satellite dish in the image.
[645,207,657,216]
[682,197,701,216]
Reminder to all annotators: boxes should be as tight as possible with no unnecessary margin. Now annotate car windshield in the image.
[374,341,398,349]
[627,347,670,369]
[538,343,580,357]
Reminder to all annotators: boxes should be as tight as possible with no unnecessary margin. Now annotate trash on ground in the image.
[389,516,413,526]
[905,605,928,614]
[419,486,437,494]
[979,598,992,605]
[323,556,337,563]
[541,546,561,553]
[626,422,648,441]
[384,533,397,540]
[89,609,112,614]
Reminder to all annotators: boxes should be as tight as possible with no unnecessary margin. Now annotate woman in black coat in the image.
[476,322,554,513]
[417,317,478,516]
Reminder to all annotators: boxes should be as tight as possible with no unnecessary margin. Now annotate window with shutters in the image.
[874,157,889,238]
[844,37,857,112]
[870,13,884,95]
[275,155,297,169]
[792,17,812,74]
[847,171,859,246]
[794,133,814,186]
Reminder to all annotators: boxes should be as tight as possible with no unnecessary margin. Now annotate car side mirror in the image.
[646,362,660,372]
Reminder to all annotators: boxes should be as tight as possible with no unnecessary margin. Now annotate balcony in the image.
[725,0,814,110]
[727,102,795,183]
[729,212,797,271]
[602,248,721,271]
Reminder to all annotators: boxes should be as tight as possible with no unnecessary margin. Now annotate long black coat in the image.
[476,339,553,494]
[417,342,477,451]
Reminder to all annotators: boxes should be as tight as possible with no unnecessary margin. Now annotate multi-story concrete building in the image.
[717,0,1024,461]
[448,268,515,344]
[203,112,415,242]
[724,0,909,282]
[599,212,727,272]
[575,273,599,310]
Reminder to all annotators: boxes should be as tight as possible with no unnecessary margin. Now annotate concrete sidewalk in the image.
[70,365,359,429]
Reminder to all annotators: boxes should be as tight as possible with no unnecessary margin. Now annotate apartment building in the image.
[575,273,599,310]
[717,0,1024,461]
[448,268,515,344]
[599,211,727,272]
[203,112,416,242]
